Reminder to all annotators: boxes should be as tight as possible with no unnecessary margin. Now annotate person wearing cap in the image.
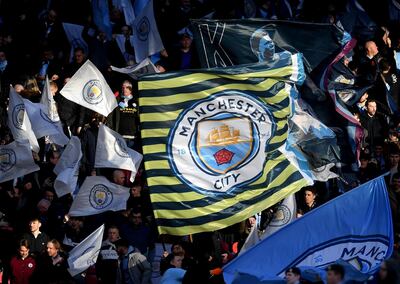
[168,28,199,71]
[326,264,345,284]
[285,267,301,284]
[21,217,49,257]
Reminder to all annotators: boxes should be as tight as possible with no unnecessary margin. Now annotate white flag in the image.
[95,124,143,182]
[111,58,159,79]
[23,98,69,146]
[54,136,82,197]
[261,194,297,239]
[40,76,60,122]
[69,176,130,216]
[132,0,164,62]
[7,87,40,153]
[67,224,105,277]
[60,60,117,117]
[121,0,136,26]
[0,140,40,183]
[62,23,89,62]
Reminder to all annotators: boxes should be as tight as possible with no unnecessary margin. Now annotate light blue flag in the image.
[223,176,393,284]
[92,0,112,40]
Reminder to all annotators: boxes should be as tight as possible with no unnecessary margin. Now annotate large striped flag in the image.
[138,53,311,235]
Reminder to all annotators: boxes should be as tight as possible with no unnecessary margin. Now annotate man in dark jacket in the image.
[21,217,49,257]
[360,99,387,151]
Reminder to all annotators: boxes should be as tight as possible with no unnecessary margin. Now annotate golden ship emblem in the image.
[206,124,247,146]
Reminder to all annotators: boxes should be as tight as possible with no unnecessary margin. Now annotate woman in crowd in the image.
[9,239,36,284]
[38,239,72,284]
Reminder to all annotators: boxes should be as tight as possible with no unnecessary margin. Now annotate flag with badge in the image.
[139,53,311,235]
[23,98,69,146]
[7,87,40,153]
[95,124,143,182]
[68,224,105,276]
[0,140,40,183]
[132,0,164,62]
[54,136,82,197]
[262,194,296,238]
[223,176,393,284]
[239,194,296,255]
[60,60,117,117]
[69,176,130,216]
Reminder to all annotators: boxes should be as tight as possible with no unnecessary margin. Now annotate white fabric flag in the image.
[69,176,130,216]
[54,136,82,197]
[40,76,60,122]
[7,87,40,153]
[0,140,40,183]
[261,194,297,239]
[121,0,136,26]
[60,60,117,117]
[115,34,136,63]
[239,194,296,255]
[132,0,164,62]
[67,224,105,277]
[95,124,143,182]
[62,23,89,62]
[23,98,69,146]
[111,58,159,79]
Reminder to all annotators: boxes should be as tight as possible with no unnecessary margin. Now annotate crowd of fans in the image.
[0,0,400,283]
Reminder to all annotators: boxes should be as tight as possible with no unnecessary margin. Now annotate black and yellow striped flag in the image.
[139,54,310,235]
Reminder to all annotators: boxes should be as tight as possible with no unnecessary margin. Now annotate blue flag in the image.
[223,176,393,283]
[92,0,112,40]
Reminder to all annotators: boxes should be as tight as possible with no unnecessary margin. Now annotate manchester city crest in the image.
[268,204,291,227]
[0,149,16,172]
[89,184,113,209]
[114,138,130,158]
[195,118,254,174]
[168,91,275,195]
[83,80,103,105]
[12,104,25,129]
[136,16,150,41]
[40,109,55,124]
